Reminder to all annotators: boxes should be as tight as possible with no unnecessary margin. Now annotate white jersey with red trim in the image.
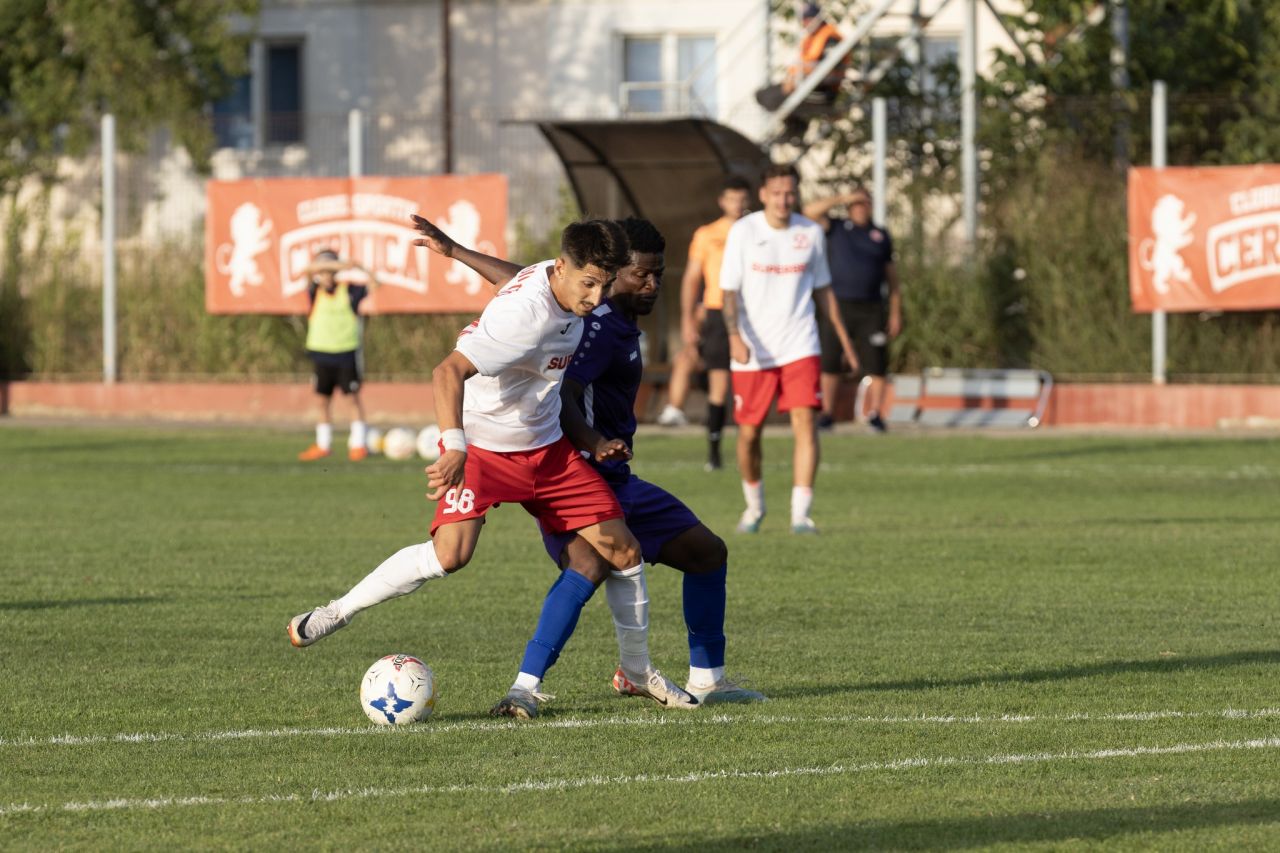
[718,211,831,370]
[454,260,582,452]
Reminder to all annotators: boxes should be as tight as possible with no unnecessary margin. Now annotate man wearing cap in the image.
[297,250,379,461]
[754,3,847,113]
[803,187,902,431]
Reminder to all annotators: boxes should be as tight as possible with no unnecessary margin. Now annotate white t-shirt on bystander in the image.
[454,261,582,452]
[718,211,831,371]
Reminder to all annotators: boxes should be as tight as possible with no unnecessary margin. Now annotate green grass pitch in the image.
[1,423,1278,849]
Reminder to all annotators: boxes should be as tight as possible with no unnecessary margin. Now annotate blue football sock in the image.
[683,565,727,669]
[519,569,597,679]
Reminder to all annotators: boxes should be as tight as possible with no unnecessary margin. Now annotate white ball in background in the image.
[383,427,417,461]
[417,425,442,461]
[365,426,385,455]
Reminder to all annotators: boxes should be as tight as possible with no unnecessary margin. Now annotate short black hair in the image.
[560,219,631,273]
[616,217,665,256]
[314,249,340,262]
[722,174,752,194]
[761,162,800,185]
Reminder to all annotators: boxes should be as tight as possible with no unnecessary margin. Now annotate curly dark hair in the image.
[616,216,666,257]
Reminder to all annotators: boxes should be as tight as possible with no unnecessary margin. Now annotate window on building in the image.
[922,36,959,96]
[265,42,303,144]
[623,37,664,114]
[212,72,253,150]
[622,34,717,115]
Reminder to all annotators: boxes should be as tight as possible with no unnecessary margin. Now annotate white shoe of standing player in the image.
[612,667,699,709]
[656,405,689,427]
[686,677,767,704]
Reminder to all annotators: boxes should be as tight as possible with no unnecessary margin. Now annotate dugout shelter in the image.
[536,118,770,366]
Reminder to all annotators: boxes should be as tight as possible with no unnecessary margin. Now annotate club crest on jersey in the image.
[546,355,571,371]
[792,232,811,250]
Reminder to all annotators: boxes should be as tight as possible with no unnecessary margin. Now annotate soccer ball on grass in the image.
[359,654,436,725]
[383,427,417,461]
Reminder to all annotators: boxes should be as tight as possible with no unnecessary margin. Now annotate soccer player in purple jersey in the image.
[412,215,765,703]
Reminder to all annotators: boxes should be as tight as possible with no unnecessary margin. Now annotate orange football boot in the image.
[298,444,331,461]
[348,446,369,461]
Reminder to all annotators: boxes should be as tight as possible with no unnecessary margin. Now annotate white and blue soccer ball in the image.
[383,427,417,461]
[416,424,441,462]
[359,654,436,725]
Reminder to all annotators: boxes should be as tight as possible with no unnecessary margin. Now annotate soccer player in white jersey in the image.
[719,163,859,534]
[287,220,697,718]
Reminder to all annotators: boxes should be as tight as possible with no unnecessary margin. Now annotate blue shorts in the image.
[540,474,701,566]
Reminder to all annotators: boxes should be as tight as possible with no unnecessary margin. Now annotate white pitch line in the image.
[3,707,1278,750]
[2,736,1278,817]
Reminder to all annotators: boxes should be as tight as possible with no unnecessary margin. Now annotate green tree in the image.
[0,0,257,197]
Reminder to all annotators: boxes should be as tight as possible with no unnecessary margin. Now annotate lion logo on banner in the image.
[215,203,274,296]
[438,200,485,295]
[1139,194,1196,294]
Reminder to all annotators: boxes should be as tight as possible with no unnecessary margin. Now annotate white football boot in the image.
[613,668,699,709]
[686,677,767,705]
[656,405,689,427]
[286,600,351,647]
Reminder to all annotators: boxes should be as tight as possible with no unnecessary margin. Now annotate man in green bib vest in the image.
[298,250,378,461]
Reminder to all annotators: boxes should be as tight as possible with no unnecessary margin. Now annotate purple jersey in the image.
[564,300,643,482]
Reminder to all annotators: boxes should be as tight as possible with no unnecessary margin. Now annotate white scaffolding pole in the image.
[101,114,117,385]
[961,0,978,245]
[1151,81,1167,385]
[348,108,364,178]
[872,97,887,224]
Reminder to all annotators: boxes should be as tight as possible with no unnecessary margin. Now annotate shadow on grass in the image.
[647,798,1280,851]
[0,596,166,612]
[997,439,1233,463]
[768,649,1280,698]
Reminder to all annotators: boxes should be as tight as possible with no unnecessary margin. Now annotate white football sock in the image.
[349,420,367,449]
[689,665,725,688]
[513,672,541,692]
[605,563,651,677]
[742,480,764,518]
[791,486,814,524]
[336,542,446,619]
[316,422,333,451]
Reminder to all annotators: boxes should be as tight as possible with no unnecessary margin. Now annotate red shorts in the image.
[731,355,822,426]
[430,436,623,535]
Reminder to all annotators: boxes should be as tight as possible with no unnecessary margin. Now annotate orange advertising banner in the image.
[205,175,507,314]
[1129,165,1280,313]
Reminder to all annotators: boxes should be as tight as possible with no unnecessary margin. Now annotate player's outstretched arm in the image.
[426,350,479,501]
[559,379,632,464]
[410,214,522,288]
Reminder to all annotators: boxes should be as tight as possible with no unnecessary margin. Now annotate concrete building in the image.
[58,0,1026,250]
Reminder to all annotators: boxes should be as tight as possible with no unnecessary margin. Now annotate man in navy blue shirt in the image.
[803,188,902,431]
[412,214,764,705]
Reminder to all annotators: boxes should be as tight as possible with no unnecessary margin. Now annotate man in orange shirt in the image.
[754,3,847,113]
[788,3,846,100]
[659,175,752,471]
